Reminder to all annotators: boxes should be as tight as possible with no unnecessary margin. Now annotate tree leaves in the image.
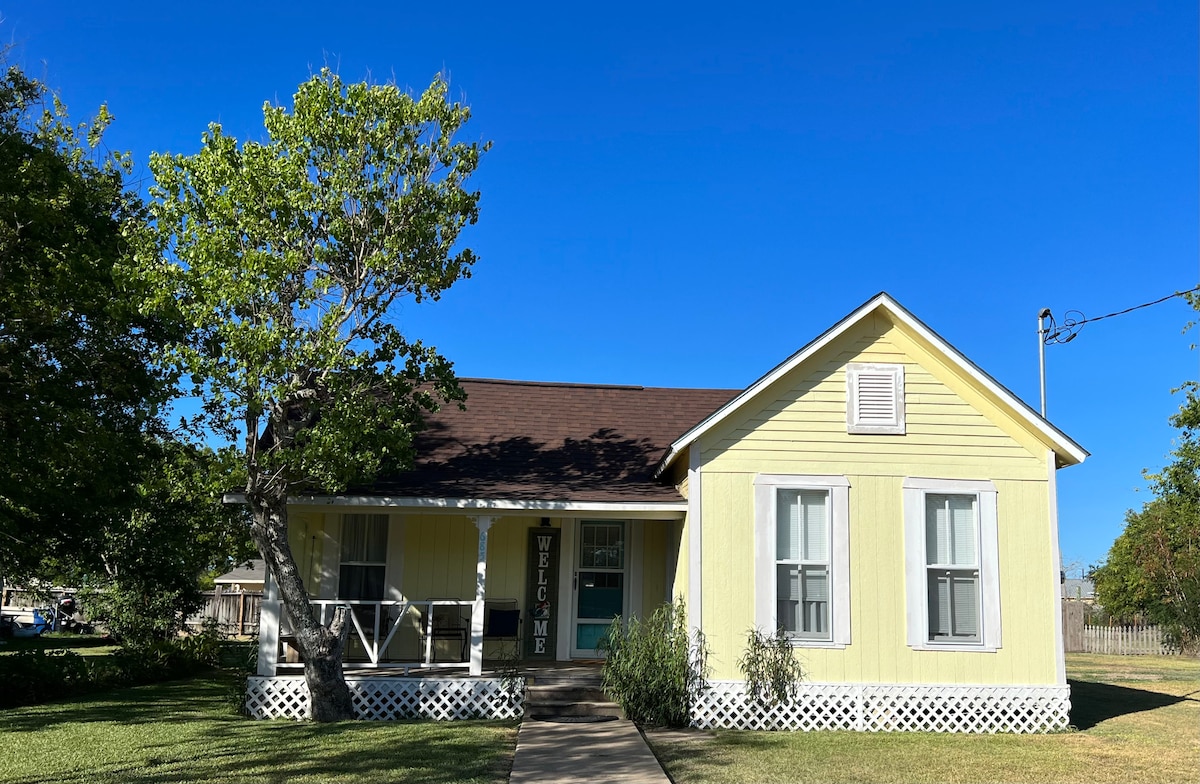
[0,63,176,576]
[139,69,487,496]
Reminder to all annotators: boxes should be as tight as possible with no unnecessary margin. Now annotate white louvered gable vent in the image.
[846,363,905,434]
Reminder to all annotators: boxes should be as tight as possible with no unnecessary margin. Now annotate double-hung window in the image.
[777,489,830,638]
[755,475,851,647]
[903,479,1001,651]
[925,494,980,642]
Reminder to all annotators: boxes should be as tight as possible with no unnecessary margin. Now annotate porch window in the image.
[339,514,388,601]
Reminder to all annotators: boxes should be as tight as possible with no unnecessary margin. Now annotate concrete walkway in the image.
[508,718,672,783]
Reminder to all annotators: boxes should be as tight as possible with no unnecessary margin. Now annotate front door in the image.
[571,520,626,657]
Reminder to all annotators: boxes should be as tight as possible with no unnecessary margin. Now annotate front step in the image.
[524,679,624,721]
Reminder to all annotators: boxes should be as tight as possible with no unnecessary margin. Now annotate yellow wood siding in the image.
[696,316,1059,685]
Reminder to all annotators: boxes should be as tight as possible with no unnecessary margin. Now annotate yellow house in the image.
[248,292,1086,731]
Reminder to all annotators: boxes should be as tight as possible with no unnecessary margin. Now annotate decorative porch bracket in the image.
[469,515,496,676]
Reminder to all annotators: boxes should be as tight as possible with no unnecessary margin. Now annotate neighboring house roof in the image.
[215,559,266,586]
[349,379,739,505]
[1062,578,1096,600]
[656,292,1089,477]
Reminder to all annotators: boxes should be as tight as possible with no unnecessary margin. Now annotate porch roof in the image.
[352,379,738,504]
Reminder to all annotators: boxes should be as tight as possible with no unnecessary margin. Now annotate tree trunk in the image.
[249,494,355,721]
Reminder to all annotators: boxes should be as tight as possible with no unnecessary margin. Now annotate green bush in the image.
[600,599,708,727]
[738,627,806,706]
[0,625,229,708]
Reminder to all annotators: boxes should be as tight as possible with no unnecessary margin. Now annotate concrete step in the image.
[526,684,609,704]
[526,699,625,720]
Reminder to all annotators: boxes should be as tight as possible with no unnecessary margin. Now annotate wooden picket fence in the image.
[185,589,262,637]
[1081,623,1176,655]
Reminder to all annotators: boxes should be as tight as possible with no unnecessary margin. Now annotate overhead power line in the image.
[1042,286,1200,345]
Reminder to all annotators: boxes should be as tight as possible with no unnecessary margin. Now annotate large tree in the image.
[0,62,175,576]
[137,70,488,720]
[1093,387,1200,651]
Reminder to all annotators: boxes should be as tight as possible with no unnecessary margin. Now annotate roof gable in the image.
[656,292,1087,476]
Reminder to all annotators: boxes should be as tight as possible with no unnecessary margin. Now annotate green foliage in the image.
[600,599,709,727]
[0,628,225,709]
[74,443,255,646]
[738,627,806,706]
[136,68,489,494]
[0,60,176,576]
[1093,407,1200,651]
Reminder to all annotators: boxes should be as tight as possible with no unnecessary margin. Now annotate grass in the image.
[646,653,1200,783]
[0,669,517,784]
[0,632,121,657]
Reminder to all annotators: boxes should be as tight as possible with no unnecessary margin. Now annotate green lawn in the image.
[646,654,1200,784]
[0,670,517,784]
[0,632,121,657]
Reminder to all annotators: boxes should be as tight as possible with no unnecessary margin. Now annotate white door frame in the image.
[556,518,643,662]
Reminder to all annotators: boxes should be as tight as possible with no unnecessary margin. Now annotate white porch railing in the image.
[277,599,475,671]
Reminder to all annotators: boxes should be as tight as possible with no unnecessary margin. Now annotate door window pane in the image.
[580,522,624,569]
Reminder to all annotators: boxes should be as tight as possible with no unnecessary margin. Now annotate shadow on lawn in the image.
[1068,678,1189,730]
[0,675,239,732]
[2,717,512,784]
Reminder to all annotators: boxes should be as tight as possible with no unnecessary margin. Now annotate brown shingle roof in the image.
[361,379,738,504]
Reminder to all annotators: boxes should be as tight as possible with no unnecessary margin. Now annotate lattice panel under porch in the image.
[692,682,1071,733]
[244,676,524,721]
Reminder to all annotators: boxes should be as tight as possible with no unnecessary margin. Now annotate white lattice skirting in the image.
[692,682,1071,733]
[245,676,524,721]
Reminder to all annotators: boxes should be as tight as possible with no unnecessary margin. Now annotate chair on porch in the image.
[418,599,469,662]
[483,598,522,659]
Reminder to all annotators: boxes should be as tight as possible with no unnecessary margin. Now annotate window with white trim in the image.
[846,363,905,434]
[339,513,388,601]
[777,489,830,638]
[903,479,1001,651]
[925,494,980,642]
[755,475,851,647]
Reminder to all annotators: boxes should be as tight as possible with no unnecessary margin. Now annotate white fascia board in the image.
[655,292,1087,477]
[221,493,686,518]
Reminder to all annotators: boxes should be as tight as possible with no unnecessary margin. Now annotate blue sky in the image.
[6,2,1197,570]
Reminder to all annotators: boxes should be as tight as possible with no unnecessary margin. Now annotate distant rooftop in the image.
[215,559,265,586]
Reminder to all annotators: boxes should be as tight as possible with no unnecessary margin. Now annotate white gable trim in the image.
[655,293,1087,477]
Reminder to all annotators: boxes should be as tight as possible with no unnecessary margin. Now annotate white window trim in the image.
[755,474,851,649]
[846,363,906,435]
[903,478,1001,652]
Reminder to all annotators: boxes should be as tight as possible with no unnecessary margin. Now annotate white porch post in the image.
[257,564,281,677]
[469,515,495,676]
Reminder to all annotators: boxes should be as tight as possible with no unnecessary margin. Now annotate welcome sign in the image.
[524,527,560,659]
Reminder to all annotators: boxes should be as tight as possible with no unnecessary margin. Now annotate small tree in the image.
[738,627,806,707]
[137,70,488,720]
[600,599,709,727]
[80,441,255,646]
[1093,432,1200,651]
